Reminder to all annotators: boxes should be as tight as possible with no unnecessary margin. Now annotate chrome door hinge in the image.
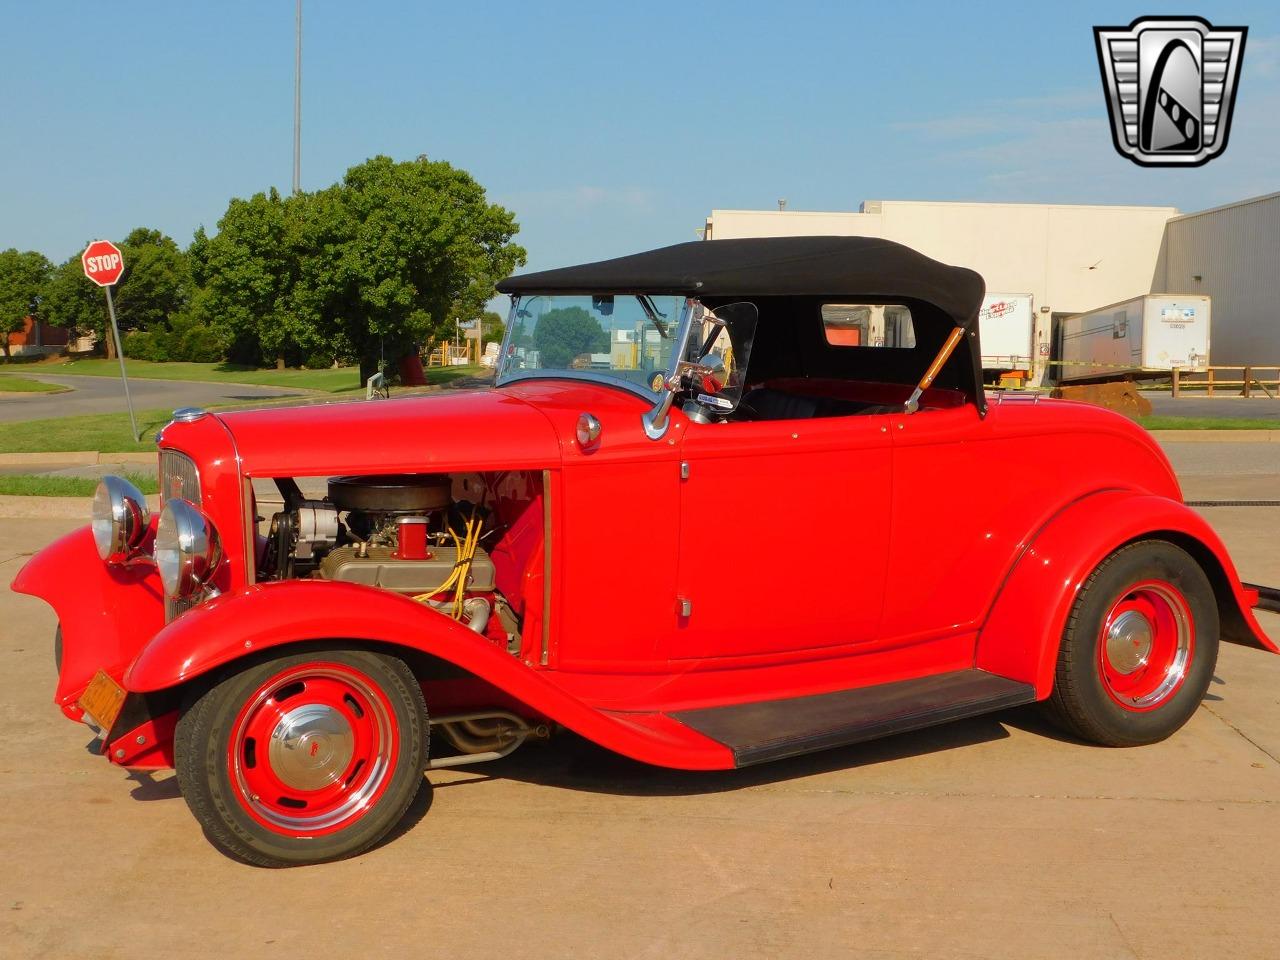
[680,461,690,480]
[677,597,692,618]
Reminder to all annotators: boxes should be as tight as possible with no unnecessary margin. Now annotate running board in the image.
[1244,581,1280,615]
[669,669,1035,767]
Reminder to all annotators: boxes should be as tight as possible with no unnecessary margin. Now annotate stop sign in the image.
[82,240,125,287]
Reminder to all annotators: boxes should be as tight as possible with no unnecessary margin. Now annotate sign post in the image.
[81,240,138,441]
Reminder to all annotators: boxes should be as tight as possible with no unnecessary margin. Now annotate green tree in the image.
[40,229,189,359]
[480,309,506,345]
[327,155,526,382]
[0,249,53,358]
[194,190,329,368]
[41,254,106,353]
[193,154,525,379]
[533,306,608,368]
[115,228,190,333]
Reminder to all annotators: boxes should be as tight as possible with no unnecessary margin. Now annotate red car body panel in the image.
[214,388,562,478]
[11,379,1276,772]
[123,579,734,770]
[976,488,1278,697]
[12,526,165,716]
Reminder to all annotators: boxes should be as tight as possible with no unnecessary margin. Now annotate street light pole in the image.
[293,0,302,194]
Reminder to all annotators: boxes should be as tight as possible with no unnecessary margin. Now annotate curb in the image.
[0,493,161,520]
[1148,430,1280,442]
[0,451,155,466]
[0,390,69,398]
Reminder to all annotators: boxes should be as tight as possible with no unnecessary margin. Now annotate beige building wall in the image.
[1153,192,1280,366]
[707,201,1179,383]
[707,201,1177,314]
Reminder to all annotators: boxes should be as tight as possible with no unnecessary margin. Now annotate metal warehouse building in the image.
[1153,193,1280,366]
[706,193,1280,379]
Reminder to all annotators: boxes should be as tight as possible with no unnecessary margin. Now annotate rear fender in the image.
[976,490,1277,699]
[124,579,733,770]
[10,525,165,709]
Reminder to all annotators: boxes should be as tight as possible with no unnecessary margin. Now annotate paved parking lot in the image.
[1143,392,1280,420]
[3,443,1280,959]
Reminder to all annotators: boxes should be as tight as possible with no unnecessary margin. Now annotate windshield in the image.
[497,294,687,395]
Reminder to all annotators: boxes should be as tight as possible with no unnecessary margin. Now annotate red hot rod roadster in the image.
[13,236,1279,866]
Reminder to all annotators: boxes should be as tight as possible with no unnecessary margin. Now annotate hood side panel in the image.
[214,389,564,477]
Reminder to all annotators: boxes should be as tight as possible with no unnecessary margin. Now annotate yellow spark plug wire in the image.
[412,512,483,621]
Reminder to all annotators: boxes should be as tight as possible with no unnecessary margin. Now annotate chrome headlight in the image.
[91,475,151,563]
[154,498,222,599]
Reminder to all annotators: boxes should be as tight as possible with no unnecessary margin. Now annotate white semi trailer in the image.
[978,293,1035,383]
[1057,294,1210,383]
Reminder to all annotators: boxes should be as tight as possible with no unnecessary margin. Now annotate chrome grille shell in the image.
[158,449,202,621]
[158,449,201,505]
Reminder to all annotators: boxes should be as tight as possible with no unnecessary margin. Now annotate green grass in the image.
[0,408,175,453]
[0,472,158,498]
[36,358,486,393]
[1141,416,1280,430]
[0,375,68,393]
[0,365,491,453]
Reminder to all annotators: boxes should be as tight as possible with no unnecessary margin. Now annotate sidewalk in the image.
[0,451,156,466]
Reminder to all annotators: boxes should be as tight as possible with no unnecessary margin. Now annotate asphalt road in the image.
[1143,391,1280,420]
[3,447,1280,959]
[0,373,303,422]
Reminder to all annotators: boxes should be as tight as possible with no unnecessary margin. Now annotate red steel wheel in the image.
[1044,540,1218,747]
[228,662,399,836]
[1096,580,1195,712]
[176,647,427,867]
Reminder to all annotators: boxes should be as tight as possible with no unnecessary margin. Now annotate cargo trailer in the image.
[978,293,1035,384]
[1057,294,1210,383]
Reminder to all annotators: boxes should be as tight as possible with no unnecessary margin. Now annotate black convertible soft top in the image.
[496,236,986,330]
[497,236,989,415]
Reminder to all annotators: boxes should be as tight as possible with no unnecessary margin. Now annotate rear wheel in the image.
[175,647,427,867]
[1044,540,1218,746]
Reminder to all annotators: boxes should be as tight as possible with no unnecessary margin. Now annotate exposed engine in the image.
[260,473,501,635]
[255,470,546,763]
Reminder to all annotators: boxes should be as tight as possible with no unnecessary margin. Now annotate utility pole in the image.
[293,0,302,194]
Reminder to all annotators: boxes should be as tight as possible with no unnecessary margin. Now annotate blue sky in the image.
[2,1,1277,278]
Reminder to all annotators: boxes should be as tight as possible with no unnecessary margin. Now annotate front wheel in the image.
[175,647,428,867]
[1043,540,1219,747]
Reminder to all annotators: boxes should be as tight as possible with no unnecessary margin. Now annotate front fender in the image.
[11,525,165,708]
[124,580,733,770]
[976,490,1278,699]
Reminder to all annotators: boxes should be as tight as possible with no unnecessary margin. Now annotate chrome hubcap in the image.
[268,704,355,791]
[1105,609,1154,675]
[229,664,398,834]
[1099,581,1195,710]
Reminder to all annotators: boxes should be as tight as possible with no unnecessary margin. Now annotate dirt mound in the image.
[1051,381,1153,418]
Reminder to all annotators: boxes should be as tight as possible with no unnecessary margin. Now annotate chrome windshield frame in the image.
[494,294,696,401]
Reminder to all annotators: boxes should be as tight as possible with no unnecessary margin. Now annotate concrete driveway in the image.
[0,373,305,422]
[3,445,1280,959]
